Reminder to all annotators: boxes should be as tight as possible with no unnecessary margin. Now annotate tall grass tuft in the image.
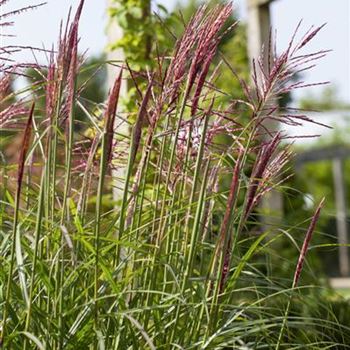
[1,1,347,349]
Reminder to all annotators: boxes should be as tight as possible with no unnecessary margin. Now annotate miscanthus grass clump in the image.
[1,1,347,349]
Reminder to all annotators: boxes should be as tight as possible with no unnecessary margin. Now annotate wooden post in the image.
[247,0,273,75]
[332,157,349,276]
[246,0,282,223]
[106,0,128,201]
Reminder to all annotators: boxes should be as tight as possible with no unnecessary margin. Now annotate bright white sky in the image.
[1,0,350,103]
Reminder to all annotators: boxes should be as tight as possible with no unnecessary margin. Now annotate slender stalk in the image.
[94,70,122,345]
[1,177,22,346]
[169,160,210,346]
[276,198,324,350]
[143,88,190,328]
[94,131,108,345]
[1,103,34,346]
[182,107,211,253]
[116,79,152,266]
[58,38,78,349]
[156,84,191,246]
[23,168,46,350]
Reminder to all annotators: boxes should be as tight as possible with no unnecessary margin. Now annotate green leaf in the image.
[20,332,46,350]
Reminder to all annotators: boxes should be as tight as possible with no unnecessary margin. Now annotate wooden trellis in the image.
[296,146,350,279]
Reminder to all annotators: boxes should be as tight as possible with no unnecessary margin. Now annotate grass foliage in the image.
[1,1,349,349]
